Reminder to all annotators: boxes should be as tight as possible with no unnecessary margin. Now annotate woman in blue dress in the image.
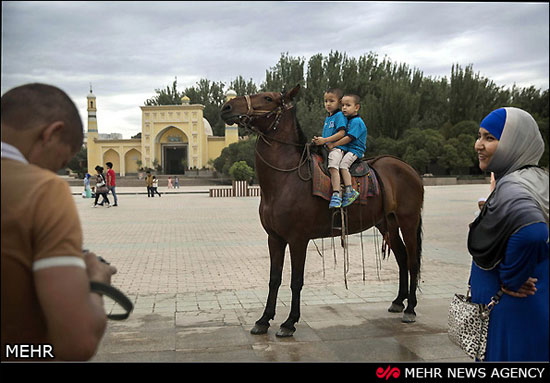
[468,107,548,361]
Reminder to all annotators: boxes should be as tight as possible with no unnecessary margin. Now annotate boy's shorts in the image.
[328,148,358,170]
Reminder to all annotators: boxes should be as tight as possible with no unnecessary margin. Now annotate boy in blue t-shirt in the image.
[325,94,367,208]
[312,88,348,206]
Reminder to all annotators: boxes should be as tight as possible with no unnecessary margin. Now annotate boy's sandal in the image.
[329,194,342,208]
[342,190,360,207]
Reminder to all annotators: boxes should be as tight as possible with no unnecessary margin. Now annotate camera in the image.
[83,249,109,265]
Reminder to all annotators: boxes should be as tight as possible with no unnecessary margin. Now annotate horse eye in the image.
[264,96,273,102]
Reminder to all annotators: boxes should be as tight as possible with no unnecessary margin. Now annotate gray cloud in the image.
[2,1,548,138]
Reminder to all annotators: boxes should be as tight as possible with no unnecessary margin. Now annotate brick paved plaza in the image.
[72,184,491,362]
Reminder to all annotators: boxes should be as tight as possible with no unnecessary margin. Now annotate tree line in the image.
[144,51,549,177]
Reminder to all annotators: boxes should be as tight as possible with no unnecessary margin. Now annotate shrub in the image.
[229,161,255,181]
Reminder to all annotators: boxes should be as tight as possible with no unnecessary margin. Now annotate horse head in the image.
[220,85,300,134]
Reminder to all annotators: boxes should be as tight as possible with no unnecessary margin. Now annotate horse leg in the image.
[277,239,308,337]
[399,216,422,323]
[251,235,287,335]
[386,218,409,315]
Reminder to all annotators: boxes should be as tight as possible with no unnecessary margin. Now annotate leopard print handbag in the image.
[447,286,503,361]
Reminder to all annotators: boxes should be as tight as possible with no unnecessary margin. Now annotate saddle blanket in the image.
[311,153,379,204]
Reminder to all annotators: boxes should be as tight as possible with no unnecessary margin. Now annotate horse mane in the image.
[291,105,307,146]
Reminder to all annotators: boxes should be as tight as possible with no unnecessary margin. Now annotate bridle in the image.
[233,92,312,180]
[237,93,295,136]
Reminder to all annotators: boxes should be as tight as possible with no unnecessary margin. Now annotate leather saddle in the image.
[313,145,371,177]
[310,145,379,204]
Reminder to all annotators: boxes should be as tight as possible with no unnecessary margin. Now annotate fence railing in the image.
[209,181,261,197]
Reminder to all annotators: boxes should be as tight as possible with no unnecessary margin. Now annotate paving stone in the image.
[77,185,491,362]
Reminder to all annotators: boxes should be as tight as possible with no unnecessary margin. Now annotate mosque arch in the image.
[154,126,189,174]
[124,148,142,174]
[102,149,120,174]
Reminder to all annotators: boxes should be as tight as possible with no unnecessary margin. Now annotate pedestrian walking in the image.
[152,176,162,197]
[105,162,118,206]
[145,171,154,197]
[93,165,110,207]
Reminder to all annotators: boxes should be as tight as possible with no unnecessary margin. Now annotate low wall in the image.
[422,177,491,186]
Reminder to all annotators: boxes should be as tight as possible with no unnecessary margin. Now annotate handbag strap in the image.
[468,277,503,312]
[487,289,504,310]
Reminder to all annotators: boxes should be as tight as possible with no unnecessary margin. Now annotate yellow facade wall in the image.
[86,92,239,176]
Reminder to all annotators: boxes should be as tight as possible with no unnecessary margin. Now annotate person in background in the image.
[84,173,92,198]
[93,165,110,208]
[145,171,154,197]
[1,83,117,361]
[468,107,548,361]
[151,175,162,197]
[105,162,118,207]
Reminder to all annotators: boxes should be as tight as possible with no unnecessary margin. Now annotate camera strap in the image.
[90,281,134,320]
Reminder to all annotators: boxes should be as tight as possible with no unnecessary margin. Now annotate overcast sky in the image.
[2,1,549,138]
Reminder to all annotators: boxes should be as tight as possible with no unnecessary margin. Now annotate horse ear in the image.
[284,84,301,102]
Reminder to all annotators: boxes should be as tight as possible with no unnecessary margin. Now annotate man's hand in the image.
[83,251,117,285]
[502,277,538,298]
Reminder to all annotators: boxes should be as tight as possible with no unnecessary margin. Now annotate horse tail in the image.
[415,215,423,285]
[367,162,390,257]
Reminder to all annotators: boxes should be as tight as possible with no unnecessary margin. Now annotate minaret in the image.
[87,84,98,136]
[86,85,99,175]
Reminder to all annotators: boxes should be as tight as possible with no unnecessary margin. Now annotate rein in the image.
[237,93,312,181]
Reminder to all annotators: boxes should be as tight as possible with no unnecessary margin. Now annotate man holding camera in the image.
[1,83,117,361]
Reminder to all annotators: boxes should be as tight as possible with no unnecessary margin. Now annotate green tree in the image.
[448,64,509,124]
[184,79,227,136]
[67,146,88,178]
[403,147,430,174]
[304,53,326,106]
[144,77,183,106]
[230,75,258,96]
[368,135,404,158]
[213,138,256,177]
[262,52,305,95]
[229,161,255,182]
[443,120,479,140]
[439,137,475,175]
[416,77,450,130]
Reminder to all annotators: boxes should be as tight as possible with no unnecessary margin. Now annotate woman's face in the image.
[474,127,499,171]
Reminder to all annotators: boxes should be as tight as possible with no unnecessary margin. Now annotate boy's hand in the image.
[326,142,336,150]
[312,136,326,146]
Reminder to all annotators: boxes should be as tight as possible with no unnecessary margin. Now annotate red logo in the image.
[376,366,401,380]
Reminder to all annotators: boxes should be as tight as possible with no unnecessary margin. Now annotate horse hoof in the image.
[250,324,269,335]
[276,326,295,337]
[388,303,405,313]
[402,313,416,323]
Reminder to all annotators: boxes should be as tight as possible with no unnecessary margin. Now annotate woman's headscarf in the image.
[468,107,549,270]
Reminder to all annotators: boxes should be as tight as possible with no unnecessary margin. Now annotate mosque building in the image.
[85,88,239,176]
